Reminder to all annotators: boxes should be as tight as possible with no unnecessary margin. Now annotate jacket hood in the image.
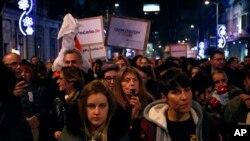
[143,99,203,130]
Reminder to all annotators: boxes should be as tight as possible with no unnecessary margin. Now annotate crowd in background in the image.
[1,48,250,141]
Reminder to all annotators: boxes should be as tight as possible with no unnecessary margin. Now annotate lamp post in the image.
[190,25,199,49]
[205,0,219,48]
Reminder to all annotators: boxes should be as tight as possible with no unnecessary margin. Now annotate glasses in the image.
[214,78,227,84]
[213,58,225,61]
[104,76,116,82]
[5,62,20,67]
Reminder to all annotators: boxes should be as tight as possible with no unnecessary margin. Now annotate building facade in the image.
[2,7,60,61]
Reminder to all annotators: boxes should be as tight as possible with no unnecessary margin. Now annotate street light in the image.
[205,0,219,47]
[190,24,200,49]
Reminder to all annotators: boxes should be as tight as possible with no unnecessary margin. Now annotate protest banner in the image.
[77,16,105,45]
[82,43,107,60]
[169,44,187,57]
[106,15,151,51]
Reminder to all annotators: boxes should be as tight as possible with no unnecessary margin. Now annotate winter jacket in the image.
[59,103,130,141]
[143,99,205,141]
[224,96,250,125]
[0,96,33,141]
[49,91,80,140]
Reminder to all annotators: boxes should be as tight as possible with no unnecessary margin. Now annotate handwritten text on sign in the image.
[82,44,107,60]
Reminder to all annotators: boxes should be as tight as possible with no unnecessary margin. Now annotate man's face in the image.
[3,54,22,78]
[244,77,250,93]
[244,57,250,67]
[63,53,82,68]
[211,53,225,69]
[231,58,239,69]
[140,58,148,67]
[31,57,39,65]
[212,73,227,89]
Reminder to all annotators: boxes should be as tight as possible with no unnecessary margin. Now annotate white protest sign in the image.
[82,44,107,60]
[187,50,197,58]
[170,44,187,57]
[106,16,151,51]
[77,16,104,45]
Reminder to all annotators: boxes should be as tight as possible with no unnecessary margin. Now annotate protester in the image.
[113,66,154,140]
[2,53,28,97]
[19,63,46,141]
[0,62,33,141]
[92,59,103,79]
[50,66,85,140]
[202,50,226,77]
[59,80,130,141]
[114,55,130,69]
[101,63,119,91]
[142,69,217,141]
[224,69,250,125]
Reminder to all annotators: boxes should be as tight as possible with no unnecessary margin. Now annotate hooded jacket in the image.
[143,99,204,141]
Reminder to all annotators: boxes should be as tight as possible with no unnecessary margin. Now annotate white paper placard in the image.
[187,50,197,58]
[106,16,151,51]
[77,16,104,45]
[82,44,107,60]
[170,44,187,57]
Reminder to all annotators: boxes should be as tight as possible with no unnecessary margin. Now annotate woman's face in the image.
[191,68,200,78]
[195,86,212,105]
[115,60,126,69]
[103,70,118,91]
[167,86,192,116]
[57,73,73,92]
[121,73,139,99]
[140,58,148,67]
[21,67,32,82]
[138,71,147,85]
[136,57,142,66]
[157,59,163,66]
[87,93,109,130]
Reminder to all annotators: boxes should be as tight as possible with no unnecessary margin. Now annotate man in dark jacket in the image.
[0,62,33,141]
[202,50,226,77]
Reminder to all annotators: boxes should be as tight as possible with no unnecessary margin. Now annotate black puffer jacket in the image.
[0,96,33,141]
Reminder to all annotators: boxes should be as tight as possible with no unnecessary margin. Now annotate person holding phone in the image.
[0,62,33,141]
[2,53,28,97]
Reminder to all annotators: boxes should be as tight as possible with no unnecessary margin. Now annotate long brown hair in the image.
[79,80,115,141]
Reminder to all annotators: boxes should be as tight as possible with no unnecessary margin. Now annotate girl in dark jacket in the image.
[59,80,129,141]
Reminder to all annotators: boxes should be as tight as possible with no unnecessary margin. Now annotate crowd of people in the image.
[1,48,250,141]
